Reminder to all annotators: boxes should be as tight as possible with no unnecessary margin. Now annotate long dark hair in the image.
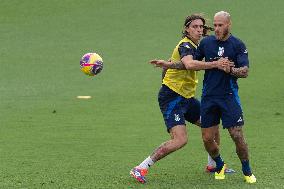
[182,14,213,38]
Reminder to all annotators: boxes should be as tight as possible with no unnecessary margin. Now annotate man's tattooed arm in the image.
[167,61,186,70]
[230,66,249,78]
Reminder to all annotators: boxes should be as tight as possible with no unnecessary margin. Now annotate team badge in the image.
[218,47,225,56]
[174,114,181,121]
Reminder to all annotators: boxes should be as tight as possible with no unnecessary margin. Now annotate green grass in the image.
[1,0,284,188]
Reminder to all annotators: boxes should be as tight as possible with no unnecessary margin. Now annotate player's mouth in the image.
[215,32,222,39]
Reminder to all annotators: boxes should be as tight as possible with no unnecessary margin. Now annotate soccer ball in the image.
[80,52,103,76]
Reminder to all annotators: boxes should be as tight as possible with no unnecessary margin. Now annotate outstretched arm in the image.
[149,59,186,70]
[150,56,233,72]
[181,55,220,71]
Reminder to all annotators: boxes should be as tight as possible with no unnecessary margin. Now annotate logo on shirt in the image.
[218,47,225,56]
[237,117,243,123]
[185,45,191,49]
[244,49,248,54]
[174,114,181,121]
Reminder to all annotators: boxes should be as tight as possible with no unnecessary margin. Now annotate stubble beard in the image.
[219,28,229,41]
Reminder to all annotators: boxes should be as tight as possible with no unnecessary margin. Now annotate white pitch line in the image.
[76,96,92,99]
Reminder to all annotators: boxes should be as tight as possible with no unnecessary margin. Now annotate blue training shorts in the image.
[158,85,200,132]
[200,95,244,129]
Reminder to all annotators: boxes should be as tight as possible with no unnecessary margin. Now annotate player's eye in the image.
[192,25,203,29]
[214,24,223,27]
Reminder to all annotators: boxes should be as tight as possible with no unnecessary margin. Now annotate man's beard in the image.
[216,28,229,40]
[223,28,229,37]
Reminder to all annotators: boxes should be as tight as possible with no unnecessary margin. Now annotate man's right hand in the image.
[216,57,234,73]
[149,59,171,69]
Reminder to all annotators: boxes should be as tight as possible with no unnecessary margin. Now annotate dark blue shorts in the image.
[200,95,244,129]
[158,85,200,132]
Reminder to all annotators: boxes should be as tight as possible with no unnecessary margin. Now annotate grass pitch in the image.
[1,0,284,188]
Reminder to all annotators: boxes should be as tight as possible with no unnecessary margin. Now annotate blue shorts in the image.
[158,85,200,132]
[200,95,244,129]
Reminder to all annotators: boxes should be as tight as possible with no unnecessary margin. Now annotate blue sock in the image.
[241,160,252,176]
[213,155,224,172]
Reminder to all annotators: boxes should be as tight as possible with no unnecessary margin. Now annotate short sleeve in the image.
[236,41,249,67]
[178,42,195,59]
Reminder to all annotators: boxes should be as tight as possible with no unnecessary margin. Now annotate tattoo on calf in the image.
[151,142,169,161]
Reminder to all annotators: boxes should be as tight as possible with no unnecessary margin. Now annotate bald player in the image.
[194,11,256,183]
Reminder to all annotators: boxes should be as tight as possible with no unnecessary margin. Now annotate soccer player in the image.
[129,14,232,184]
[194,11,256,183]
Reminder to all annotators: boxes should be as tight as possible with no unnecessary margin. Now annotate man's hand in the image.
[149,59,172,69]
[215,57,234,73]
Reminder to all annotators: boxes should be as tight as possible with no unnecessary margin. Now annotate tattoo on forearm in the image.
[168,62,186,70]
[231,66,249,78]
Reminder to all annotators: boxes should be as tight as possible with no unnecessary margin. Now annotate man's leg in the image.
[202,125,226,179]
[228,126,256,183]
[192,120,218,172]
[130,125,187,183]
[202,125,220,159]
[150,125,187,161]
[202,126,235,173]
[209,127,220,166]
[206,128,219,171]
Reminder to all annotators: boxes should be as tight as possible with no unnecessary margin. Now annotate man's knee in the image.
[202,136,214,145]
[170,126,188,148]
[202,130,215,144]
[180,135,188,146]
[229,127,245,143]
[174,134,188,148]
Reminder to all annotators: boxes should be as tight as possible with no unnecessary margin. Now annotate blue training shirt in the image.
[195,34,249,97]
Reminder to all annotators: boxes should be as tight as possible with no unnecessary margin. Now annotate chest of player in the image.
[205,41,238,63]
